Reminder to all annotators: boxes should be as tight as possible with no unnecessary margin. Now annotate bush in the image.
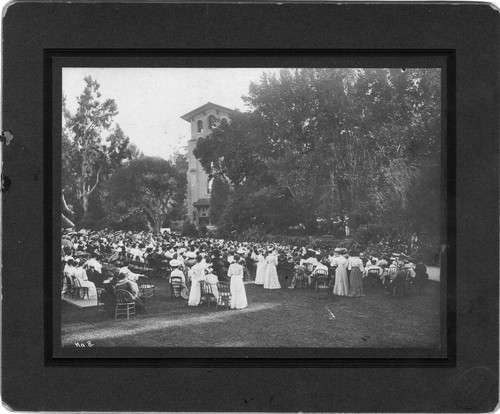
[106,212,150,232]
[199,225,208,236]
[169,220,183,233]
[78,214,109,231]
[354,223,390,246]
[181,221,199,237]
[240,225,267,242]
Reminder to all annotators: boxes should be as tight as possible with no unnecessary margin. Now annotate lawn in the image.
[61,273,441,348]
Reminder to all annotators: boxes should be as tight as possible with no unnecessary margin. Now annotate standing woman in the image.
[264,248,281,289]
[227,254,248,309]
[188,255,207,306]
[347,251,365,297]
[254,248,267,286]
[331,250,349,296]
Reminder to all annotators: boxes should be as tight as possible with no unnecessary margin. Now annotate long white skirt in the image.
[264,264,281,289]
[255,262,267,285]
[333,266,349,296]
[206,273,219,300]
[188,275,206,306]
[230,275,248,309]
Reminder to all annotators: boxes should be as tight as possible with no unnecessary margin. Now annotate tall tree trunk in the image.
[152,213,165,234]
[82,193,89,216]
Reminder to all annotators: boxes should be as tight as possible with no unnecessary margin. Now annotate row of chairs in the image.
[290,268,338,301]
[112,280,233,320]
[201,280,231,310]
[66,271,231,320]
[63,272,156,303]
[168,276,232,310]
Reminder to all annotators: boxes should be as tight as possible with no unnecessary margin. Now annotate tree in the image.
[244,69,353,230]
[167,150,188,222]
[244,68,441,232]
[103,157,186,234]
[63,76,132,218]
[190,68,441,245]
[193,112,267,188]
[209,176,231,225]
[105,124,138,175]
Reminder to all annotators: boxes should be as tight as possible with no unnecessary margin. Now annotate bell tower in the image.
[180,102,235,226]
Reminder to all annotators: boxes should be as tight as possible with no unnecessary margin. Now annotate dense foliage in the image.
[194,68,441,257]
[102,157,186,234]
[62,76,187,232]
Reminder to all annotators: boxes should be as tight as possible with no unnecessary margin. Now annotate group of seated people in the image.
[178,253,248,309]
[62,250,148,316]
[61,229,431,316]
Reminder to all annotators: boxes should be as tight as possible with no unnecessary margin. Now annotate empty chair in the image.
[114,289,136,320]
[216,282,231,310]
[200,281,217,308]
[315,273,331,301]
[137,275,155,302]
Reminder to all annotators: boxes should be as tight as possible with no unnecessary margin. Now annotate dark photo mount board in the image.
[2,2,498,412]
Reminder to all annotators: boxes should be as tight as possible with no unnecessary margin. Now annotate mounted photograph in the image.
[59,67,443,350]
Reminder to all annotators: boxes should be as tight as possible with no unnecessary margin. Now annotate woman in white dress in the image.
[331,251,349,296]
[73,259,97,300]
[254,249,267,285]
[227,255,248,309]
[62,257,75,295]
[264,248,281,289]
[188,256,207,306]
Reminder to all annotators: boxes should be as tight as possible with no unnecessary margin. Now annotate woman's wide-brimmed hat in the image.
[169,259,181,267]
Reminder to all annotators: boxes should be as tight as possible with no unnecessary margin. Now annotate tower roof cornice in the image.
[180,102,237,122]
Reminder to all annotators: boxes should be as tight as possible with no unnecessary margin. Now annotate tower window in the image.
[208,115,217,129]
[197,120,203,133]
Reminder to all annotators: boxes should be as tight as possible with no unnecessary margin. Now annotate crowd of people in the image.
[61,228,430,317]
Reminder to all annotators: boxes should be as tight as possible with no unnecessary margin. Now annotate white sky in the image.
[62,68,281,159]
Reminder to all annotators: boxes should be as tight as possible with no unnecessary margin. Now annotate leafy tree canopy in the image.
[62,77,140,224]
[103,156,186,234]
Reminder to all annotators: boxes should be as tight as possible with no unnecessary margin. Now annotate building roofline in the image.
[193,198,211,207]
[180,102,237,122]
